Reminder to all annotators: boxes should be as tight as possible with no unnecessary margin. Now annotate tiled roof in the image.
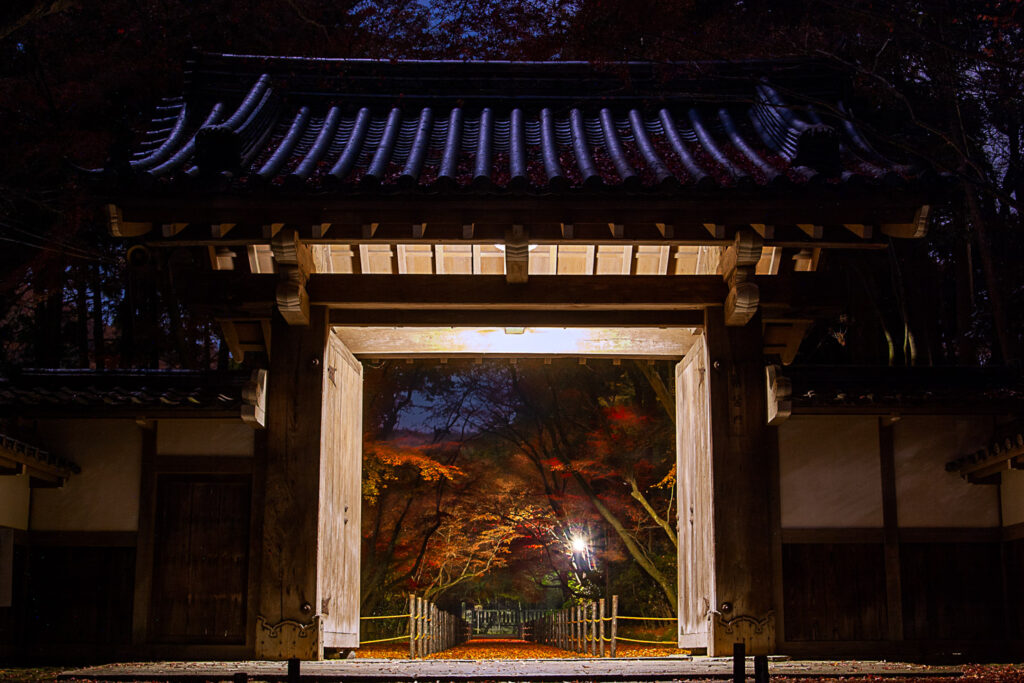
[100,53,931,196]
[0,369,247,414]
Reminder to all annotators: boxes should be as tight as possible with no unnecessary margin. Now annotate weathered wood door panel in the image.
[150,475,251,643]
[318,331,363,649]
[676,336,713,649]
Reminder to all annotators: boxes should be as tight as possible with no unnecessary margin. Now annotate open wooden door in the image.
[318,331,363,649]
[676,335,713,651]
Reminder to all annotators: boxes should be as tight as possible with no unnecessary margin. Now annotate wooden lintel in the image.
[262,223,284,239]
[107,204,152,237]
[308,274,723,308]
[750,223,775,239]
[703,223,725,239]
[843,223,873,239]
[211,222,237,238]
[796,223,824,239]
[161,222,188,237]
[328,309,705,327]
[609,223,624,238]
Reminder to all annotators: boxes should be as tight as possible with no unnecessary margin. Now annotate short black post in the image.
[287,657,301,683]
[754,654,769,683]
[732,642,745,683]
[232,673,248,683]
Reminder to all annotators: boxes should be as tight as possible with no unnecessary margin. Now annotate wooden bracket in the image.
[766,365,792,426]
[721,230,762,326]
[948,432,1024,485]
[882,205,930,239]
[106,204,152,237]
[272,228,313,325]
[504,224,529,284]
[242,369,268,428]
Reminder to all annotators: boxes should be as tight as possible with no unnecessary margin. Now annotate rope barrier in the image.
[359,635,409,644]
[615,636,677,644]
[360,613,411,620]
[616,615,677,621]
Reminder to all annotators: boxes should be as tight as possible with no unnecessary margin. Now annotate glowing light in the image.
[571,536,588,553]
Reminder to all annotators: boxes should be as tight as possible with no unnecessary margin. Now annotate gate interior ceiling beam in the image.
[330,326,698,359]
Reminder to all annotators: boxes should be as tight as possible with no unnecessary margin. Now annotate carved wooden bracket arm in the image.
[722,230,762,326]
[272,228,313,325]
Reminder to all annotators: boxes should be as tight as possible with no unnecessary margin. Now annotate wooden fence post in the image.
[409,594,416,659]
[590,601,597,656]
[599,598,606,657]
[611,595,618,657]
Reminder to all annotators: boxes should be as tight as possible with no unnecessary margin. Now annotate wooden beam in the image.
[608,223,624,239]
[328,309,704,327]
[750,223,774,239]
[361,222,379,239]
[462,223,475,239]
[561,223,574,239]
[412,222,426,239]
[655,223,673,239]
[313,222,332,239]
[306,274,725,309]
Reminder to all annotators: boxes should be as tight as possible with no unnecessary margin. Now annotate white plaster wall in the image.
[0,473,29,530]
[778,415,883,528]
[30,419,141,531]
[156,419,254,456]
[1002,469,1024,527]
[893,415,998,527]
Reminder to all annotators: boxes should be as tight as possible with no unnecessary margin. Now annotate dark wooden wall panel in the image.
[1009,538,1024,640]
[150,474,251,644]
[783,543,888,641]
[20,546,134,653]
[900,542,1003,641]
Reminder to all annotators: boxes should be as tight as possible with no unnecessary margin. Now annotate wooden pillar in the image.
[676,307,775,655]
[256,308,364,660]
